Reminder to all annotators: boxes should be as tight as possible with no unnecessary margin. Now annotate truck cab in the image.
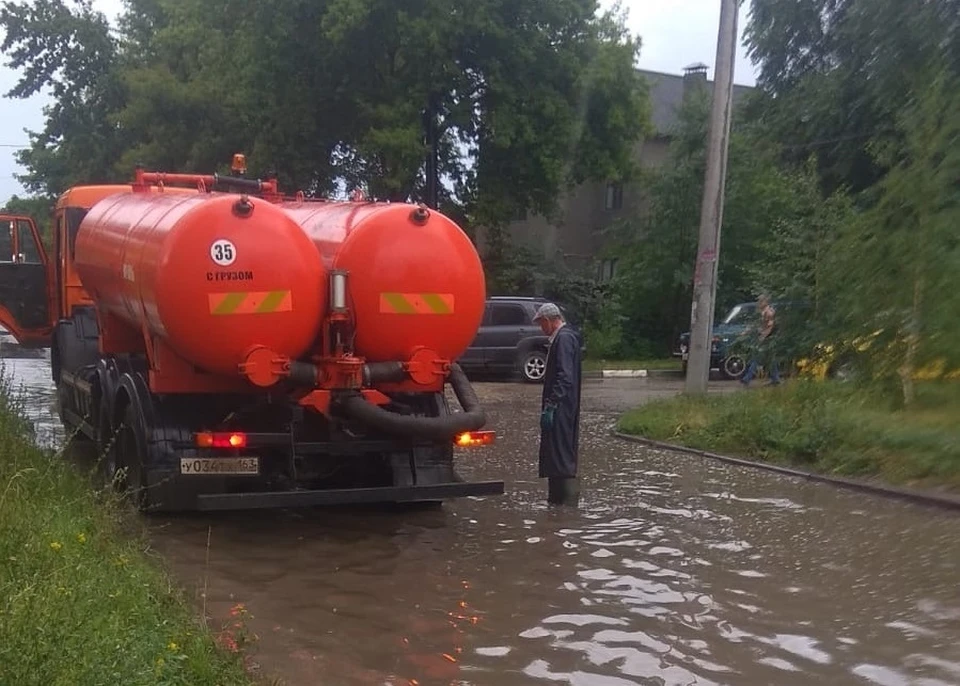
[0,213,54,346]
[0,186,191,439]
[0,185,202,346]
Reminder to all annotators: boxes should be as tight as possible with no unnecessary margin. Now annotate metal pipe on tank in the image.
[330,270,348,313]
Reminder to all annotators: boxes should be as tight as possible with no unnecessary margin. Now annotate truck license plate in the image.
[180,457,259,476]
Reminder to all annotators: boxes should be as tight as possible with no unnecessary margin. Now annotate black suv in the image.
[458,296,582,383]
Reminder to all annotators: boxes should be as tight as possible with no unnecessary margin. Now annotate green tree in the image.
[1,0,651,228]
[0,0,124,195]
[744,157,855,361]
[608,88,824,356]
[609,88,709,355]
[823,66,960,405]
[744,0,959,194]
[744,0,960,401]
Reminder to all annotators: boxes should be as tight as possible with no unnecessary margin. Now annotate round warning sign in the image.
[210,239,237,267]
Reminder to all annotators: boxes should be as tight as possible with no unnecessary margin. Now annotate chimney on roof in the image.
[683,62,709,100]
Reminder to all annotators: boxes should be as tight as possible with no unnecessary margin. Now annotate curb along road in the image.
[614,432,960,513]
[583,369,684,380]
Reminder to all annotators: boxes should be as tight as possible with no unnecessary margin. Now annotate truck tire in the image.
[519,349,547,383]
[109,399,149,511]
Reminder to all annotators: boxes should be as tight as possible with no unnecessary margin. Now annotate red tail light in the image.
[195,432,247,449]
[455,431,495,447]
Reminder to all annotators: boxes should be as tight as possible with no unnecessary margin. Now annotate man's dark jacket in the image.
[538,325,582,478]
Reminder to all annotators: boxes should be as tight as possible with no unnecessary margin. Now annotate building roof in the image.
[638,68,755,136]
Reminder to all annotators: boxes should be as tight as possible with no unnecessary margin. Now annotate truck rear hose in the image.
[337,363,486,441]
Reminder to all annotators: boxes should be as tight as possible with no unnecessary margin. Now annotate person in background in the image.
[532,302,583,506]
[741,294,781,387]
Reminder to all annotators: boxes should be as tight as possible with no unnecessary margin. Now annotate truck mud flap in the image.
[194,480,505,511]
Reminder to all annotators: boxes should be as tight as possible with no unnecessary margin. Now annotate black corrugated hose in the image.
[337,363,486,441]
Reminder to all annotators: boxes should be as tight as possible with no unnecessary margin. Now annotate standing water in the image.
[5,332,960,685]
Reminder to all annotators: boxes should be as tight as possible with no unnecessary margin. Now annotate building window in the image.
[598,258,619,283]
[605,182,623,211]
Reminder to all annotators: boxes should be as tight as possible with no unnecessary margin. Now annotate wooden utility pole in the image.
[685,0,739,395]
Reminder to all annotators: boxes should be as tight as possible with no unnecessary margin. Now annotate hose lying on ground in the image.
[336,363,486,441]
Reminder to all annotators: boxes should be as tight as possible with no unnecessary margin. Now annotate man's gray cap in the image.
[532,302,562,322]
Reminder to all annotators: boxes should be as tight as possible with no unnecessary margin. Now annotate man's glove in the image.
[540,405,556,431]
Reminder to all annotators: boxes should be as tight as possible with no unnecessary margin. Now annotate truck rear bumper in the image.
[194,480,505,511]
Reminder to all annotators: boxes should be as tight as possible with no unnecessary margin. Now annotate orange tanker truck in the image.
[0,156,503,512]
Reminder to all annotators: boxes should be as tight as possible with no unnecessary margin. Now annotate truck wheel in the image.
[520,349,547,383]
[112,401,149,511]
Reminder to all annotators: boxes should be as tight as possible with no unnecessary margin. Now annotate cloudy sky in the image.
[0,0,760,202]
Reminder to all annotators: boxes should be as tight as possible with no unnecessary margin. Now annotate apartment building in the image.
[477,63,755,281]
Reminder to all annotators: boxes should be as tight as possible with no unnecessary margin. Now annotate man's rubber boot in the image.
[547,477,580,506]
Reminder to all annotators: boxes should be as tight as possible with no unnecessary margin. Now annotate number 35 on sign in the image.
[210,239,237,267]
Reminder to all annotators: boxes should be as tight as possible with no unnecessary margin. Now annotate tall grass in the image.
[617,379,960,491]
[0,366,253,686]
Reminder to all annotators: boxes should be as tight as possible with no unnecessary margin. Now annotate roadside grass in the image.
[617,379,960,492]
[584,358,681,371]
[0,369,254,686]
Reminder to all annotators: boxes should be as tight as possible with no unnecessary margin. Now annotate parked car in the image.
[676,300,808,380]
[796,329,960,382]
[458,296,584,383]
[676,301,756,380]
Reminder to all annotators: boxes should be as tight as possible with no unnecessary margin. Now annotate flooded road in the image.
[5,331,960,686]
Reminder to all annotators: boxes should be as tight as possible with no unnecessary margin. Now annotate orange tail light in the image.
[455,431,495,447]
[195,432,248,448]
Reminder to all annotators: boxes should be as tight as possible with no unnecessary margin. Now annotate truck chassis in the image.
[53,306,504,513]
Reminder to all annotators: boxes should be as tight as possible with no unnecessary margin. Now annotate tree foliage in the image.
[744,0,960,404]
[823,66,960,403]
[744,0,960,195]
[1,0,650,229]
[0,0,122,195]
[602,88,832,357]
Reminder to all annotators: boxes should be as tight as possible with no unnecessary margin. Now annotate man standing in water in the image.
[532,302,583,506]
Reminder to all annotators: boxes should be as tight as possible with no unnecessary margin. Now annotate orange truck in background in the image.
[0,157,502,512]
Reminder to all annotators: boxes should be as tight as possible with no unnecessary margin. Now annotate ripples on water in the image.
[4,334,960,686]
